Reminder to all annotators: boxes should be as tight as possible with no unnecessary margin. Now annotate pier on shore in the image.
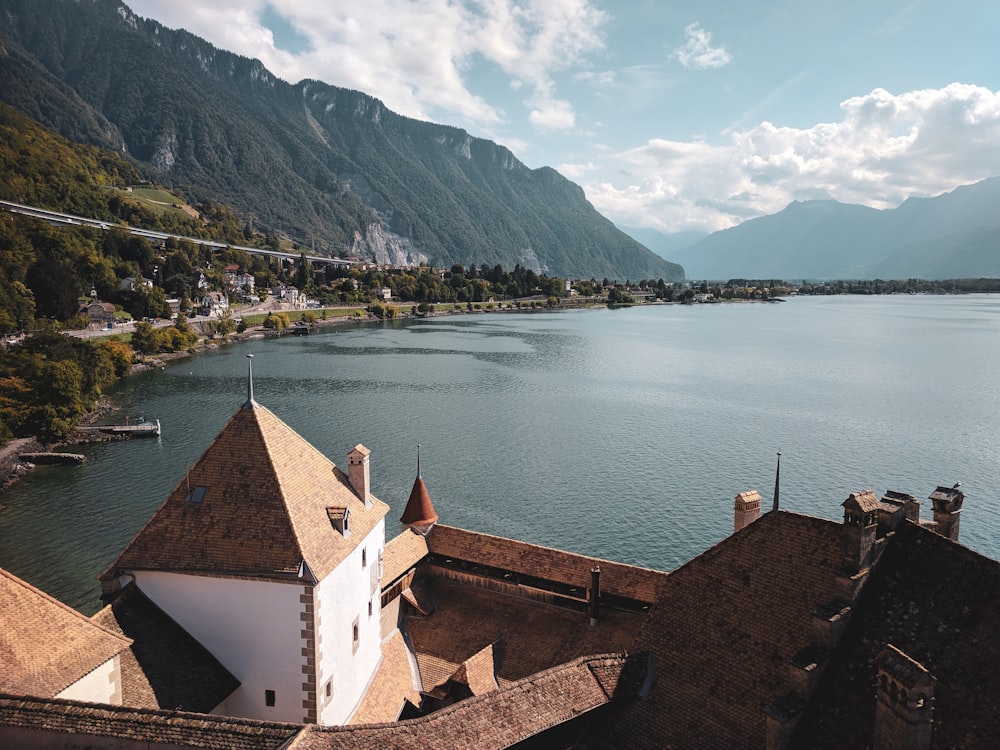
[75,419,161,438]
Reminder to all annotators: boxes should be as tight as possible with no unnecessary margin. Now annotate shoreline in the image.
[2,300,625,496]
[0,308,473,496]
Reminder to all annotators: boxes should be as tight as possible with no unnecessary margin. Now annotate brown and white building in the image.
[2,372,999,749]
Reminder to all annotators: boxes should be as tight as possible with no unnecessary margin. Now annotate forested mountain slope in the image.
[0,0,683,281]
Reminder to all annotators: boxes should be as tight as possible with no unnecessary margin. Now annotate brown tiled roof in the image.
[604,510,846,750]
[103,402,389,582]
[792,521,1000,749]
[0,568,131,697]
[91,583,239,713]
[0,694,301,750]
[844,488,881,513]
[426,525,666,604]
[407,578,647,689]
[399,476,438,527]
[348,630,421,725]
[454,642,500,696]
[382,529,429,587]
[286,653,644,750]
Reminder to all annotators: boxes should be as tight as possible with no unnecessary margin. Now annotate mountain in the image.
[671,178,1000,280]
[620,226,708,263]
[0,0,683,282]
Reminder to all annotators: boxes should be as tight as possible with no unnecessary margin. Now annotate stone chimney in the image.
[874,644,936,750]
[588,566,601,627]
[347,444,371,507]
[734,490,762,532]
[842,490,879,574]
[877,490,920,534]
[929,484,964,542]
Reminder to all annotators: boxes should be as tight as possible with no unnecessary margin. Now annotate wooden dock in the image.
[77,419,161,438]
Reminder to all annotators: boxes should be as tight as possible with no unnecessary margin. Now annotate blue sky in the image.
[127,0,1000,234]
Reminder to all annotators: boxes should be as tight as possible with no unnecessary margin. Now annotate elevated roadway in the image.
[0,200,352,267]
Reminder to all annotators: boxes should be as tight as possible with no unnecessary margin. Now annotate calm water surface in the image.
[3,295,1000,613]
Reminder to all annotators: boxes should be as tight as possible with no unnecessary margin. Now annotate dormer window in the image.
[184,486,207,505]
[326,506,351,537]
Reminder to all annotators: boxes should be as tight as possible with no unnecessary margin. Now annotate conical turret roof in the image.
[400,475,438,528]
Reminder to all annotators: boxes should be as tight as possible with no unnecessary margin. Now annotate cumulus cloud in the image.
[585,84,1000,233]
[528,97,576,130]
[128,0,606,131]
[673,23,731,70]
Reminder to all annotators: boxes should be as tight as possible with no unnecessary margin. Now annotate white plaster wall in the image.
[133,571,306,723]
[56,658,116,704]
[316,519,385,725]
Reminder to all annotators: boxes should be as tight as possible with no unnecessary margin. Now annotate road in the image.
[67,319,175,339]
[0,199,352,267]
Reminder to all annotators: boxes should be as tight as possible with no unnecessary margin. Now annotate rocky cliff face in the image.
[352,224,428,268]
[0,0,685,281]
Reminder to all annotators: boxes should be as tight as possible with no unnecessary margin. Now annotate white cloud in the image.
[574,70,616,88]
[673,23,731,70]
[528,97,576,130]
[585,84,1000,233]
[555,161,597,180]
[128,0,606,131]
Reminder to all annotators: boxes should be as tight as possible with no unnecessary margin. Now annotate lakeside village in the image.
[3,245,1000,454]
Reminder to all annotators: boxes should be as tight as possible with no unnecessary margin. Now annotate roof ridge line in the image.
[1,568,131,647]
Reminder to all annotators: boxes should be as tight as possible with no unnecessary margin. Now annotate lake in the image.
[2,294,999,614]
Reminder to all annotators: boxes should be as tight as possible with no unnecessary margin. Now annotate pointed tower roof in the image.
[399,452,436,535]
[104,401,389,584]
[400,445,438,532]
[400,475,439,528]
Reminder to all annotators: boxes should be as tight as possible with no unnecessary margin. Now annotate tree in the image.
[32,360,86,441]
[210,309,237,340]
[263,312,290,330]
[296,252,310,292]
[131,321,160,354]
[99,339,134,377]
[26,252,79,320]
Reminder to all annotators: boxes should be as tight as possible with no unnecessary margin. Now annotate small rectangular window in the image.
[368,601,373,617]
[325,680,332,698]
[362,548,367,568]
[184,486,207,505]
[352,616,360,654]
[265,689,276,707]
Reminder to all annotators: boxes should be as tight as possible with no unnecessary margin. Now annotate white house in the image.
[100,362,388,725]
[199,291,229,317]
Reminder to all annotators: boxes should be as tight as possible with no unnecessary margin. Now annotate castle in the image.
[2,361,999,748]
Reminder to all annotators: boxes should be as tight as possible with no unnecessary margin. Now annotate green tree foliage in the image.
[130,322,160,355]
[263,312,290,330]
[209,309,237,340]
[0,330,125,442]
[99,338,134,377]
[0,11,683,280]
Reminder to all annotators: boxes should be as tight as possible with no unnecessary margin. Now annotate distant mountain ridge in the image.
[670,178,1000,280]
[620,227,708,263]
[0,0,683,282]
